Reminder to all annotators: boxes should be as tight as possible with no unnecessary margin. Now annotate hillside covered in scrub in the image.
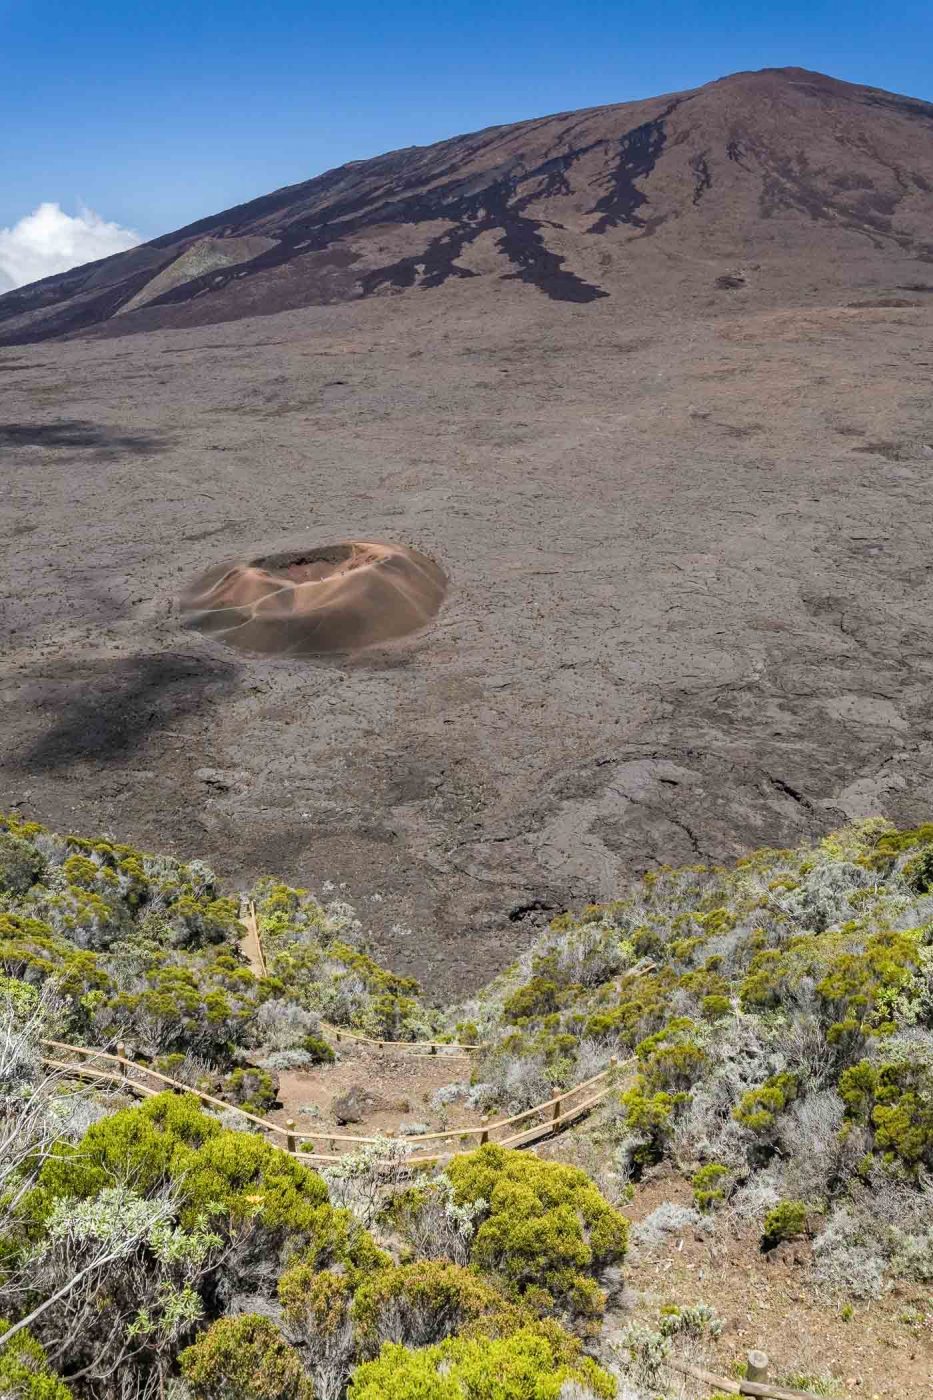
[0,810,931,1397]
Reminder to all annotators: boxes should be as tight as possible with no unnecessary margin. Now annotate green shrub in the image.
[302,1032,336,1063]
[839,1058,933,1171]
[351,1261,527,1355]
[277,1210,389,1296]
[28,1092,331,1245]
[0,912,108,1001]
[0,1323,74,1400]
[868,822,933,868]
[61,853,105,890]
[165,893,240,947]
[346,1326,614,1399]
[635,1019,708,1094]
[0,973,40,1018]
[761,1200,808,1250]
[104,960,258,1062]
[657,1302,723,1339]
[278,1268,354,1359]
[739,928,920,1037]
[355,990,423,1040]
[225,1066,278,1112]
[180,1315,313,1400]
[582,968,677,1048]
[0,832,44,895]
[619,1081,681,1164]
[733,1071,798,1134]
[692,1163,730,1212]
[901,844,933,893]
[445,1145,628,1324]
[329,943,420,1000]
[503,978,559,1023]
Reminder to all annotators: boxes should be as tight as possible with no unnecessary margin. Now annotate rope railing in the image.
[41,1038,631,1164]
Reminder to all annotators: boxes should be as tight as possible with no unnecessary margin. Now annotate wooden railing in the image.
[41,1038,630,1165]
[321,1023,484,1058]
[668,1355,826,1400]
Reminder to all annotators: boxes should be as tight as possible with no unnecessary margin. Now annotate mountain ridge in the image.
[2,65,931,344]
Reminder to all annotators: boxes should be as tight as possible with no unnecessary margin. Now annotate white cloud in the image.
[0,202,141,293]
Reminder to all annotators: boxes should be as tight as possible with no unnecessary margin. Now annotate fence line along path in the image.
[41,1038,631,1166]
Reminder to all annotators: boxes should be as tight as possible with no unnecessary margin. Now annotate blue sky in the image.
[1,0,931,247]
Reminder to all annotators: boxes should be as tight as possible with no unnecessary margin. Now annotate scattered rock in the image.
[331,1083,390,1124]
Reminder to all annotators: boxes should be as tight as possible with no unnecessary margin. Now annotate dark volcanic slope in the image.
[1,66,932,344]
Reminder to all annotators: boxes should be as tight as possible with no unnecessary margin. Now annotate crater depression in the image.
[180,541,447,655]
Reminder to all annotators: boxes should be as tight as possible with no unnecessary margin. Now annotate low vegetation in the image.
[461,818,933,1301]
[1,810,931,1394]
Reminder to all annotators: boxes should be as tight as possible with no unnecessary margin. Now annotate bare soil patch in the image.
[266,1040,485,1141]
[618,1172,931,1399]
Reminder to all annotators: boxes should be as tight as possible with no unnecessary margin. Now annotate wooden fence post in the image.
[480,1128,489,1146]
[747,1350,769,1384]
[551,1096,562,1124]
[116,1042,128,1079]
[286,1119,296,1154]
